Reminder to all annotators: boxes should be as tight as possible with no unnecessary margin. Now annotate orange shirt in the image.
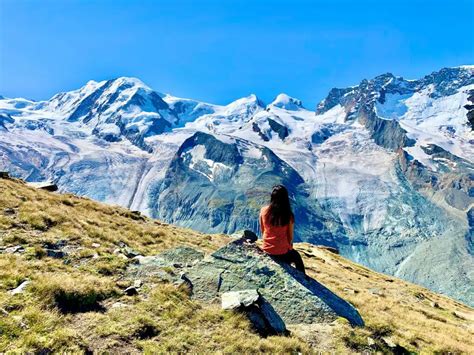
[259,206,293,255]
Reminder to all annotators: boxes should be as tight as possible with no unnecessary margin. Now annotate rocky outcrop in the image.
[267,118,289,140]
[127,236,364,334]
[464,89,474,130]
[26,181,58,192]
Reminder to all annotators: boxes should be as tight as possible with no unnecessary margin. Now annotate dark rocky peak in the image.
[316,87,354,114]
[417,66,474,97]
[177,132,244,167]
[464,88,474,130]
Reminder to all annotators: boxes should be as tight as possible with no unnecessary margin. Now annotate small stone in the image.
[367,337,376,346]
[343,288,357,294]
[124,286,139,296]
[3,208,15,215]
[92,253,99,259]
[243,230,258,243]
[111,302,129,309]
[91,243,100,248]
[221,289,260,310]
[122,246,140,258]
[133,279,143,288]
[381,336,397,348]
[12,315,28,329]
[430,301,440,308]
[9,280,31,295]
[4,245,24,254]
[113,248,121,255]
[368,288,383,296]
[45,249,66,258]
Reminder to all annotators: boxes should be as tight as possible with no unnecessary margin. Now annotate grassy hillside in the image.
[0,178,472,353]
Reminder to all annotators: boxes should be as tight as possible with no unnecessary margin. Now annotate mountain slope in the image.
[0,178,472,353]
[0,66,473,306]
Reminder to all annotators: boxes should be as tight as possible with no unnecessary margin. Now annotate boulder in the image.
[26,181,58,192]
[127,239,364,329]
[0,171,10,179]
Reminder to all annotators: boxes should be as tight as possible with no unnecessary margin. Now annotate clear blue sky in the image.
[1,0,473,108]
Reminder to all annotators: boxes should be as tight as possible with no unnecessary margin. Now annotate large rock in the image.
[26,181,58,192]
[127,239,364,329]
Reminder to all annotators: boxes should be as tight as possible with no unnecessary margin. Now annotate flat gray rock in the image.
[221,289,259,310]
[9,280,31,295]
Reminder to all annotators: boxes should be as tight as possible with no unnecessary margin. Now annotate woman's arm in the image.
[259,210,265,236]
[288,219,294,247]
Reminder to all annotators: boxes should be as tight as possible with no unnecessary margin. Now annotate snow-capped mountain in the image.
[1,66,473,306]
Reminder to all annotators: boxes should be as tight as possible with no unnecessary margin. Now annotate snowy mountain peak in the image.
[221,94,265,120]
[108,76,154,92]
[269,93,304,110]
[227,94,263,107]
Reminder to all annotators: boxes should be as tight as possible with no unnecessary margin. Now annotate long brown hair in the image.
[268,185,293,226]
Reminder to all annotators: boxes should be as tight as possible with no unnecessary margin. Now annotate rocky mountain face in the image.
[0,66,473,306]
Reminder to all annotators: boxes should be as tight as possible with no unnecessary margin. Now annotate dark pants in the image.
[271,249,306,274]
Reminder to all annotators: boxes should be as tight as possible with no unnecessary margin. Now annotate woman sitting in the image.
[259,185,305,274]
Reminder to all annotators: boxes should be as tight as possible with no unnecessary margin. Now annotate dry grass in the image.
[295,243,474,353]
[0,178,473,353]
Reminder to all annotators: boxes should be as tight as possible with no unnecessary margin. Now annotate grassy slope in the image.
[0,178,472,353]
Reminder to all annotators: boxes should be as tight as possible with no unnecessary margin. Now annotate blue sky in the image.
[1,0,473,108]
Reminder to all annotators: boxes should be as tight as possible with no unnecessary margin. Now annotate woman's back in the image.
[260,205,292,255]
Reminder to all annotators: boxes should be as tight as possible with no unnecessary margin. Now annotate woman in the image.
[259,185,305,274]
